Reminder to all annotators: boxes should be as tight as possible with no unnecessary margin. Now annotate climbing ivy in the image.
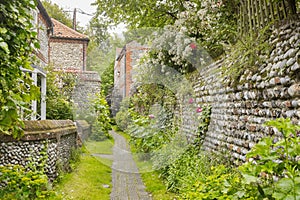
[0,0,40,138]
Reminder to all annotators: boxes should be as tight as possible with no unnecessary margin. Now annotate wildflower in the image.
[188,98,194,104]
[189,43,197,50]
[196,107,202,113]
[148,114,155,119]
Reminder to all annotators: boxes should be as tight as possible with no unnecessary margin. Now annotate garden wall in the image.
[72,71,101,113]
[182,20,300,162]
[0,120,77,181]
[76,120,91,144]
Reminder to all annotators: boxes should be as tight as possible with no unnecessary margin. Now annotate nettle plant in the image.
[240,118,300,199]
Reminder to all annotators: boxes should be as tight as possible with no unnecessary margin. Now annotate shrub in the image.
[45,65,75,120]
[239,118,300,199]
[89,92,112,141]
[0,165,55,199]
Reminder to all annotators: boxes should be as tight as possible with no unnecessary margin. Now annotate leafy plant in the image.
[181,165,244,200]
[45,65,75,120]
[0,0,40,138]
[239,118,300,199]
[194,105,211,145]
[101,62,114,97]
[0,143,55,199]
[0,165,54,199]
[222,24,272,87]
[89,92,112,141]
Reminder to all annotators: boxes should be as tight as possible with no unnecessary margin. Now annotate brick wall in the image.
[180,20,300,162]
[114,41,148,99]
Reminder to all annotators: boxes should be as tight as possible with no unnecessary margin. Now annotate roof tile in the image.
[51,18,89,40]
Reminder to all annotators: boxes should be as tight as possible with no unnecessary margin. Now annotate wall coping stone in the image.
[75,120,90,130]
[0,120,77,142]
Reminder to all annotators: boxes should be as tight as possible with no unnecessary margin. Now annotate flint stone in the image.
[288,84,300,97]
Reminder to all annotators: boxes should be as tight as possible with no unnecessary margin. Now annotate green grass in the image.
[141,172,178,200]
[85,139,114,155]
[51,139,114,200]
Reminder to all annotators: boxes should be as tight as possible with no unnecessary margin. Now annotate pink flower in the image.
[188,98,194,104]
[190,43,197,50]
[148,114,155,119]
[196,107,202,113]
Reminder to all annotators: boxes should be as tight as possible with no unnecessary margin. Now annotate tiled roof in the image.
[51,18,89,41]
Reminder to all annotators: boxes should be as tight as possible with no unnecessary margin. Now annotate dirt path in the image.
[110,131,152,200]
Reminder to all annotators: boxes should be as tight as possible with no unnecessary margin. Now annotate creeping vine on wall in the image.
[0,0,40,138]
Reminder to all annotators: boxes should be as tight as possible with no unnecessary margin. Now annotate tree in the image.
[0,0,39,138]
[42,0,73,28]
[86,34,125,75]
[92,0,195,29]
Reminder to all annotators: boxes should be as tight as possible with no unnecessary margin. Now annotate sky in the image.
[48,0,126,34]
[50,0,97,28]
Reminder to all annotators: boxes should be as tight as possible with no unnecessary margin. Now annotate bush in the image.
[0,165,55,199]
[45,65,75,120]
[181,118,300,199]
[89,92,112,141]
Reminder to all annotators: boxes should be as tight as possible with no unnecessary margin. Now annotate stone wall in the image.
[50,39,86,70]
[181,20,300,162]
[37,15,49,65]
[76,120,91,144]
[72,71,101,113]
[0,120,77,181]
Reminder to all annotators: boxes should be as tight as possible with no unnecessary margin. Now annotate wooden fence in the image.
[238,0,297,35]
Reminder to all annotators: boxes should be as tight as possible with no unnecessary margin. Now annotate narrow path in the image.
[110,131,152,200]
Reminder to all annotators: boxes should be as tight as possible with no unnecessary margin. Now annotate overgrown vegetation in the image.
[45,66,75,120]
[0,164,54,199]
[0,0,40,138]
[222,24,273,87]
[0,143,54,199]
[77,92,112,141]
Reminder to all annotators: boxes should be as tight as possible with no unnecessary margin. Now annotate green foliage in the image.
[45,66,75,120]
[195,105,212,145]
[177,1,238,59]
[0,0,40,138]
[0,143,55,199]
[89,92,112,141]
[86,34,124,84]
[93,0,184,29]
[222,24,272,87]
[101,62,114,97]
[42,0,73,28]
[181,165,244,200]
[0,165,54,199]
[127,109,175,159]
[239,118,300,199]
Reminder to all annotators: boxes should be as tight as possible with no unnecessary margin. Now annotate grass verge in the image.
[51,139,113,200]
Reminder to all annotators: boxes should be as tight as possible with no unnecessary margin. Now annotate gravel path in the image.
[110,131,152,200]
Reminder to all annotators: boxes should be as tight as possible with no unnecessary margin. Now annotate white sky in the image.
[48,0,126,35]
[49,0,97,28]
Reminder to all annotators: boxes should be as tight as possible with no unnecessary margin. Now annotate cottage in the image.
[49,18,89,71]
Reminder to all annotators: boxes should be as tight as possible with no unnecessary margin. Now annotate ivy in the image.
[0,0,40,138]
